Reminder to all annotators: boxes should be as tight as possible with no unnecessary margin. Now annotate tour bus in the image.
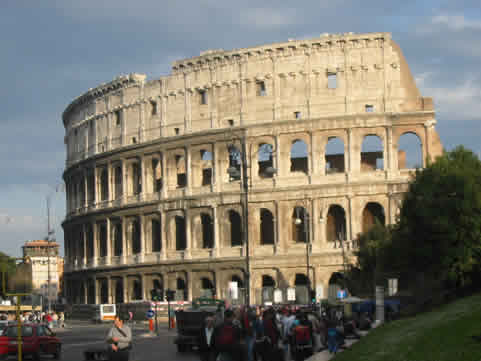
[93,304,116,323]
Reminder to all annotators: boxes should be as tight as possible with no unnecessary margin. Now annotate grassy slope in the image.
[333,292,481,361]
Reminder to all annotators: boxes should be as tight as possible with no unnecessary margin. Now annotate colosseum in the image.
[62,32,443,306]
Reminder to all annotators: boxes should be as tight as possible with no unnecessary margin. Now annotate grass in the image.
[332,291,481,361]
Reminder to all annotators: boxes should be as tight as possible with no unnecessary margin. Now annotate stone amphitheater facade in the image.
[62,32,443,305]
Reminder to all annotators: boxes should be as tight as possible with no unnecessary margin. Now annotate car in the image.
[0,323,61,360]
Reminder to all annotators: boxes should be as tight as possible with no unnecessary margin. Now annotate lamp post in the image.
[295,205,311,304]
[227,131,277,306]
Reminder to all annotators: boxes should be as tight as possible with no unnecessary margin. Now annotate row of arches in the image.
[65,201,386,266]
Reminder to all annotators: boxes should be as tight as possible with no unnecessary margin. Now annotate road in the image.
[31,321,198,361]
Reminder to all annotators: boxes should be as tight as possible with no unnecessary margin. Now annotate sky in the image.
[1,1,481,257]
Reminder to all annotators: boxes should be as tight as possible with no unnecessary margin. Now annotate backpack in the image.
[294,325,311,344]
[216,324,236,346]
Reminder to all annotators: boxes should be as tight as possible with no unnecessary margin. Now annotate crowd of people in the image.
[0,310,66,328]
[197,305,374,361]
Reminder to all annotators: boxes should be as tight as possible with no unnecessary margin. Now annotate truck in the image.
[174,298,225,353]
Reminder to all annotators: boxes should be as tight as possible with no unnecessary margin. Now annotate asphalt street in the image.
[19,321,199,361]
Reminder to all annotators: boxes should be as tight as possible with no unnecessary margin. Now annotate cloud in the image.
[239,8,296,29]
[431,14,481,31]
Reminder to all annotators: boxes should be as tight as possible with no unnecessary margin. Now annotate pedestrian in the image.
[106,313,132,361]
[213,309,243,361]
[198,316,216,361]
[53,312,59,328]
[59,312,65,328]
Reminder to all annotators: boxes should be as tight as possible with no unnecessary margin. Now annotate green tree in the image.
[392,146,481,289]
[0,252,16,296]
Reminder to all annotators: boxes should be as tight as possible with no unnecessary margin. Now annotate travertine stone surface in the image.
[62,32,442,305]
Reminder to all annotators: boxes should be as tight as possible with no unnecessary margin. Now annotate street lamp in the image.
[227,132,277,305]
[294,205,312,304]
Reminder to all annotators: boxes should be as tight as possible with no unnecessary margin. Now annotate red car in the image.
[0,324,61,360]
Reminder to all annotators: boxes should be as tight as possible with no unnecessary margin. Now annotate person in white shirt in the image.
[198,316,216,361]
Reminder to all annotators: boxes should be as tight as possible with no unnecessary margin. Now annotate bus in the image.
[71,304,116,323]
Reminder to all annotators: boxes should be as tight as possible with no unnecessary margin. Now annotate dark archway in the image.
[361,135,384,171]
[325,137,345,173]
[100,279,109,304]
[131,219,141,254]
[290,140,308,174]
[113,223,122,257]
[398,132,423,169]
[201,213,214,249]
[151,219,162,252]
[258,143,274,178]
[98,223,107,258]
[260,208,274,245]
[229,210,242,247]
[115,280,123,303]
[362,202,385,232]
[132,279,142,300]
[175,216,186,251]
[231,275,244,288]
[326,205,347,242]
[292,207,309,243]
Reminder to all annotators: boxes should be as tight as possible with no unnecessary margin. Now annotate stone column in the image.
[121,217,127,264]
[123,275,129,303]
[161,152,168,199]
[121,159,127,202]
[140,155,145,200]
[106,218,111,265]
[107,276,112,304]
[161,210,167,260]
[92,222,98,267]
[139,214,145,262]
[215,271,221,299]
[83,170,88,208]
[185,209,191,258]
[187,271,193,302]
[213,206,219,257]
[385,126,393,172]
[347,195,354,241]
[274,201,280,253]
[93,276,99,304]
[186,146,192,195]
[82,224,87,266]
[141,273,147,301]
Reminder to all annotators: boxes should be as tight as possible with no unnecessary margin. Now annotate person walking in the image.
[106,314,132,361]
[214,309,243,361]
[198,316,216,361]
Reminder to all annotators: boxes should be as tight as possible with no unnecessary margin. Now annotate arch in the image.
[262,275,276,287]
[258,143,274,178]
[292,206,309,243]
[130,161,142,195]
[98,222,108,258]
[290,139,308,174]
[114,279,123,303]
[175,216,186,251]
[201,213,214,249]
[231,275,244,288]
[114,165,123,198]
[229,210,242,247]
[176,277,186,300]
[87,279,95,304]
[295,273,309,286]
[260,208,274,245]
[152,158,163,192]
[398,132,423,169]
[132,279,142,300]
[131,219,141,254]
[112,222,122,257]
[99,279,109,304]
[201,277,215,291]
[200,149,213,186]
[325,137,345,173]
[362,202,385,232]
[228,145,241,181]
[86,225,94,260]
[361,135,384,171]
[100,168,109,201]
[326,205,347,242]
[151,218,162,252]
[176,155,187,188]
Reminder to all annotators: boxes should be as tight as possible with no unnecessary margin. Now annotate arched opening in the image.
[87,171,95,204]
[325,137,345,173]
[261,275,276,303]
[361,135,384,171]
[292,207,309,243]
[201,277,215,298]
[115,280,123,303]
[326,205,347,242]
[152,158,162,192]
[328,272,347,300]
[201,213,214,249]
[87,280,95,304]
[201,150,213,186]
[131,219,141,254]
[362,202,385,232]
[258,143,274,178]
[175,216,186,251]
[176,278,186,301]
[132,279,142,300]
[113,223,122,257]
[176,155,187,188]
[295,273,309,304]
[398,132,423,169]
[100,168,109,201]
[228,145,241,182]
[131,162,142,195]
[153,279,164,300]
[98,223,107,258]
[290,139,308,174]
[100,279,108,304]
[229,210,242,247]
[231,275,244,288]
[260,208,274,245]
[151,219,162,252]
[86,225,94,260]
[114,165,123,198]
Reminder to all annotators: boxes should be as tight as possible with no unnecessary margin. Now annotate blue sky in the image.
[1,1,480,257]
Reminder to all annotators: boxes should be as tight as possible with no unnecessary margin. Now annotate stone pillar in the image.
[213,206,219,257]
[121,159,127,202]
[347,128,353,175]
[274,201,280,253]
[139,214,145,262]
[186,146,192,194]
[123,275,129,303]
[215,271,221,299]
[82,224,87,266]
[94,166,99,205]
[161,152,168,199]
[106,218,111,265]
[187,271,193,302]
[92,222,98,267]
[160,210,167,260]
[83,280,88,304]
[83,170,88,208]
[93,276,99,304]
[185,209,191,258]
[140,155,145,200]
[141,273,147,301]
[107,276,112,304]
[121,217,127,263]
[385,126,393,172]
[347,194,354,241]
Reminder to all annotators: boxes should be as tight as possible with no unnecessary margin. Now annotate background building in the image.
[22,240,63,303]
[62,32,442,305]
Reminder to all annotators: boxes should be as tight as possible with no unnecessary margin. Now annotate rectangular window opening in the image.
[199,90,208,105]
[177,173,187,188]
[174,128,180,135]
[228,119,234,127]
[294,111,301,119]
[202,168,212,186]
[150,100,157,116]
[327,73,337,89]
[365,104,374,113]
[257,81,267,96]
[115,110,121,126]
